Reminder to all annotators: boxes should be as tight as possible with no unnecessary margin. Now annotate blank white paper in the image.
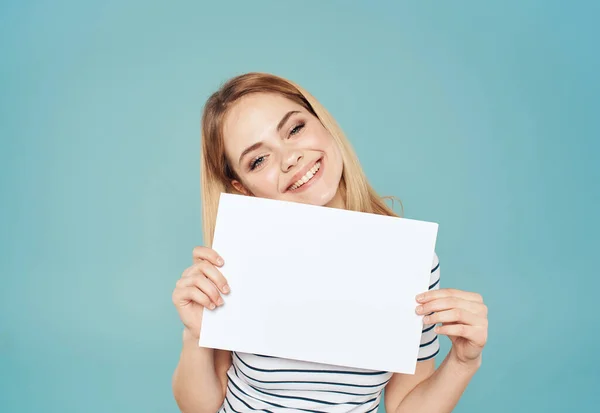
[199,193,439,374]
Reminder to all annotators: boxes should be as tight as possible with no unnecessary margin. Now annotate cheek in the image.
[307,127,343,174]
[313,127,337,153]
[324,135,343,165]
[246,167,280,195]
[325,140,344,186]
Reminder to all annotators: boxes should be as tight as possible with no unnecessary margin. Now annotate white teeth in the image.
[290,161,321,190]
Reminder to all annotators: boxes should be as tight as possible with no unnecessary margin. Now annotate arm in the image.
[388,351,481,413]
[384,359,435,412]
[172,328,232,413]
[386,288,487,412]
[386,252,488,412]
[383,251,441,410]
[172,246,233,413]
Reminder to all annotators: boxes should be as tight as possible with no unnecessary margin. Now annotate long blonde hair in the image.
[200,72,403,246]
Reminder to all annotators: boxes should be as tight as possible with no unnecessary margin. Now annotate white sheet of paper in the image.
[199,193,439,374]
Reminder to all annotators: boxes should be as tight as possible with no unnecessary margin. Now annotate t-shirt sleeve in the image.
[417,251,441,362]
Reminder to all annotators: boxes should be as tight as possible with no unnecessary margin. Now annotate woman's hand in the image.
[172,246,231,339]
[416,288,488,367]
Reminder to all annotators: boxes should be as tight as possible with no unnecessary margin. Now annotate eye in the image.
[249,155,266,171]
[289,122,305,137]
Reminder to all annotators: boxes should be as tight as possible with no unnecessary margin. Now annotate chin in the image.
[297,186,339,207]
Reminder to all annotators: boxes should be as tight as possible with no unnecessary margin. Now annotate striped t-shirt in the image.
[218,252,441,413]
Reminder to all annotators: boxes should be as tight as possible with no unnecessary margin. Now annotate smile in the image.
[289,161,321,191]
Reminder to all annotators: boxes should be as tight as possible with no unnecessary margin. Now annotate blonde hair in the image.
[200,72,403,246]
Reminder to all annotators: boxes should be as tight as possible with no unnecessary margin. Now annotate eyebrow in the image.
[237,110,301,166]
[238,141,263,165]
[277,110,300,132]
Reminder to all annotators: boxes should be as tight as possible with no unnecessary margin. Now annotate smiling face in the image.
[222,93,345,208]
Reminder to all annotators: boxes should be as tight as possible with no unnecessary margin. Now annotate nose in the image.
[281,150,303,172]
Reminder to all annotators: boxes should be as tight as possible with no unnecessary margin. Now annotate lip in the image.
[285,157,323,192]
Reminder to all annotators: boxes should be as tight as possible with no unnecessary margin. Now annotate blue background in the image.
[1,1,598,412]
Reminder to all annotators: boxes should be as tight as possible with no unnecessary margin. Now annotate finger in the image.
[435,324,487,347]
[179,274,224,306]
[196,260,230,294]
[417,288,483,304]
[174,286,216,310]
[181,261,230,294]
[192,246,224,267]
[417,297,486,317]
[423,308,485,327]
[417,288,483,303]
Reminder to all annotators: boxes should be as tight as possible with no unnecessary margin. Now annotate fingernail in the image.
[209,303,216,310]
[423,316,430,323]
[434,326,440,333]
[217,297,224,306]
[222,284,230,294]
[216,257,224,266]
[415,305,423,314]
[416,294,425,301]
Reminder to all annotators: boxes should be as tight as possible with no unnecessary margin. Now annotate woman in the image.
[172,72,488,413]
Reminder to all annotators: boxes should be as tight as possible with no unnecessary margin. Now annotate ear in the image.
[231,180,250,195]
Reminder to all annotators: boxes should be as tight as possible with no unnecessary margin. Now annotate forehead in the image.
[223,93,305,152]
